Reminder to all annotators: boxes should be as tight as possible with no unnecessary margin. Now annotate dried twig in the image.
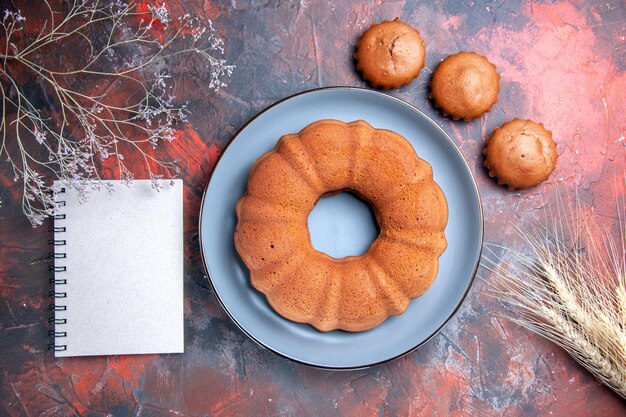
[0,1,234,225]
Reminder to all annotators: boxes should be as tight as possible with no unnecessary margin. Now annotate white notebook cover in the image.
[51,180,184,357]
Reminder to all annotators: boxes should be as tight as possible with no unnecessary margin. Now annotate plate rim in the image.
[198,86,484,370]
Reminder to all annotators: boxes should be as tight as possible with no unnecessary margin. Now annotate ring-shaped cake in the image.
[234,120,448,332]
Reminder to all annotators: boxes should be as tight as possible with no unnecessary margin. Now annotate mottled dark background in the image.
[1,0,625,415]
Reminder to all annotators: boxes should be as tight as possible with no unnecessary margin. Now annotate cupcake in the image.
[430,51,500,121]
[355,18,426,90]
[484,119,557,190]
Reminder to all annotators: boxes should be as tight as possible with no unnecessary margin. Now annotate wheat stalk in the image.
[482,179,626,399]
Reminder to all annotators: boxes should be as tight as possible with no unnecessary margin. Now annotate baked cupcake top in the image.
[354,18,426,90]
[483,119,558,190]
[430,51,500,121]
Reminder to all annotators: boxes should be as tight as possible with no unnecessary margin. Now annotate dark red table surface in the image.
[1,0,625,415]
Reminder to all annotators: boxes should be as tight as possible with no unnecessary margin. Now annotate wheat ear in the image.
[483,184,626,399]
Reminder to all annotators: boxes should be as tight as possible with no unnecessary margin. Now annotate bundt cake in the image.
[234,120,448,332]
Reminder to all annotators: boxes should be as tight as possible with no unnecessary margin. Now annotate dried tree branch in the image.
[0,1,234,225]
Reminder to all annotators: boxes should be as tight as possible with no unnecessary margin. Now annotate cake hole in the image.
[307,191,380,258]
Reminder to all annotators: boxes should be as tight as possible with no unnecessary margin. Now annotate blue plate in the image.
[199,87,483,369]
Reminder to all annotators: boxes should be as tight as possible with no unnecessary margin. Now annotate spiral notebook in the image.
[49,180,184,357]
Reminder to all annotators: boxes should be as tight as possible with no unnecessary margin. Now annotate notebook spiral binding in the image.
[48,187,67,352]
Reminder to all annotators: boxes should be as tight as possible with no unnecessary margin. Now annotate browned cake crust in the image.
[234,120,448,332]
[354,18,426,90]
[483,118,558,190]
[429,51,500,121]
